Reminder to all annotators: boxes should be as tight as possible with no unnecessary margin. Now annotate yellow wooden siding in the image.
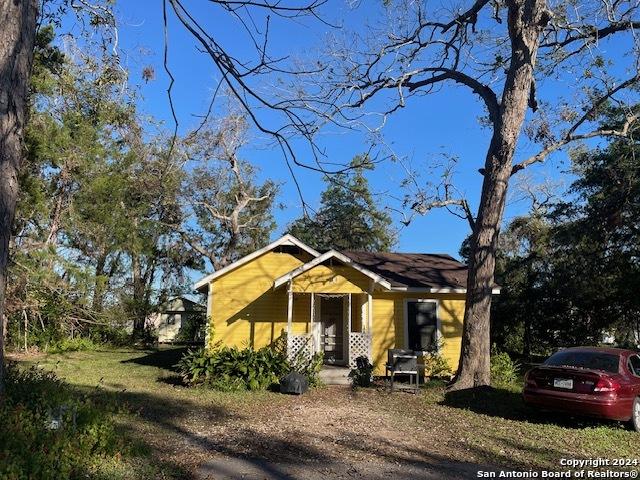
[209,250,312,350]
[371,295,396,373]
[369,292,465,375]
[291,264,369,293]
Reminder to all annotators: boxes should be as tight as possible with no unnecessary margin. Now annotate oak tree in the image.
[290,0,640,389]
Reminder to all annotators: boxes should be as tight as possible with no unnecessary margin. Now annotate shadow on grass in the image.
[442,385,527,420]
[442,385,626,430]
[157,374,188,387]
[121,347,189,373]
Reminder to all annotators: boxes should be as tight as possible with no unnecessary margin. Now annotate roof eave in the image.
[388,286,501,294]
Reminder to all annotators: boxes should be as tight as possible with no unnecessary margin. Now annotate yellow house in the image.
[193,235,492,375]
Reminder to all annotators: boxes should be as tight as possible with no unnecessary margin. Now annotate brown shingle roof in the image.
[341,251,468,290]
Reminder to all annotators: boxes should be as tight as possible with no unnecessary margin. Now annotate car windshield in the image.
[544,351,620,373]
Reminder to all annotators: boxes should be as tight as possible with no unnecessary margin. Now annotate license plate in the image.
[553,378,573,390]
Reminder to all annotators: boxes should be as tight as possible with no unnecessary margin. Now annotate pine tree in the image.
[288,156,396,252]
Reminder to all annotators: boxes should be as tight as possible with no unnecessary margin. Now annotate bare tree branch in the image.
[512,113,638,174]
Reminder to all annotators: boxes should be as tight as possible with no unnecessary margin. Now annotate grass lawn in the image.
[11,347,637,479]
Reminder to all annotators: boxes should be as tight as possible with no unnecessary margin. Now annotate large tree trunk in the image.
[0,0,38,395]
[448,0,548,391]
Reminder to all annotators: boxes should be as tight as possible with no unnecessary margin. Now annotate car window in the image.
[629,355,640,377]
[544,351,620,373]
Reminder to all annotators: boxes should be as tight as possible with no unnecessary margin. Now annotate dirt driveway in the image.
[190,386,498,479]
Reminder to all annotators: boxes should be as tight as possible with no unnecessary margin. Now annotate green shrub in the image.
[176,345,290,391]
[7,320,132,352]
[133,324,159,347]
[174,312,206,343]
[422,351,452,379]
[7,323,65,351]
[291,351,324,387]
[348,356,374,388]
[48,336,102,354]
[0,364,124,480]
[490,346,521,387]
[90,325,131,346]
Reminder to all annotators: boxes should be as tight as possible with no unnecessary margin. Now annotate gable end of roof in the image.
[192,235,320,292]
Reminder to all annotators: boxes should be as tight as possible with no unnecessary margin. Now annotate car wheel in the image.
[631,397,640,432]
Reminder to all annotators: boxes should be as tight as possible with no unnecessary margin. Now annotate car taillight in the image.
[593,378,620,393]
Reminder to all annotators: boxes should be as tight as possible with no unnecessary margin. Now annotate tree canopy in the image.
[493,124,640,357]
[287,156,396,252]
[7,27,278,348]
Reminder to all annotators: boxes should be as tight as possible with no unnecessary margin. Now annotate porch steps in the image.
[319,365,351,385]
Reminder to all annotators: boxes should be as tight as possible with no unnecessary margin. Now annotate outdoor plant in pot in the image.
[349,356,374,388]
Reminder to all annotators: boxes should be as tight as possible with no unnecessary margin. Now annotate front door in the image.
[320,297,344,364]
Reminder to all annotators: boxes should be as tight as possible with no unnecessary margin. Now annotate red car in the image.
[523,347,640,431]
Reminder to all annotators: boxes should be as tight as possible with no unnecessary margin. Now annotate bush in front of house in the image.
[176,345,291,391]
[177,345,325,391]
[290,350,324,387]
[0,364,124,480]
[490,346,521,387]
[422,351,452,379]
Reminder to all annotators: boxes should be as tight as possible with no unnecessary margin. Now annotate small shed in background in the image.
[147,296,206,343]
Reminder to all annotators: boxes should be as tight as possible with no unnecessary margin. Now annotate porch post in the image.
[287,280,293,337]
[360,294,367,333]
[347,293,352,332]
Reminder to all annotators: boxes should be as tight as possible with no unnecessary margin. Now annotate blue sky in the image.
[105,1,576,260]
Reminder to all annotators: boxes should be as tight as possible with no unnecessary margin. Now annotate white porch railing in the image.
[286,331,373,369]
[287,333,315,362]
[348,332,372,368]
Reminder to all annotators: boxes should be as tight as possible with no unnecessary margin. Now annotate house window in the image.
[406,301,438,352]
[166,314,176,325]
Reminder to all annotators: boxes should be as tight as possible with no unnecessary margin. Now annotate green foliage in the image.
[287,155,396,252]
[48,336,102,354]
[174,312,206,343]
[90,325,131,347]
[490,347,521,387]
[0,364,123,479]
[421,351,452,379]
[176,345,290,391]
[11,24,197,348]
[135,325,159,348]
[290,351,324,387]
[348,356,374,388]
[492,125,640,356]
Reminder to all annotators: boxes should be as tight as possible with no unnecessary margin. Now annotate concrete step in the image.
[319,366,351,385]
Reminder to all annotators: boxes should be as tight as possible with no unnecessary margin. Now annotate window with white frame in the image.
[406,301,438,352]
